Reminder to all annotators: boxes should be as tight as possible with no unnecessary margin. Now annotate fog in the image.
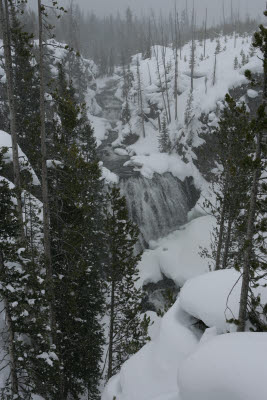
[29,0,266,22]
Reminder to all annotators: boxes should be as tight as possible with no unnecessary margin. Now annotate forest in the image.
[0,0,266,400]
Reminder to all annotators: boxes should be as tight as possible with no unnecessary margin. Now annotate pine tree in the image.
[0,148,59,399]
[50,66,105,399]
[184,90,194,128]
[234,56,239,69]
[159,115,172,153]
[121,99,131,125]
[105,187,149,380]
[237,10,267,332]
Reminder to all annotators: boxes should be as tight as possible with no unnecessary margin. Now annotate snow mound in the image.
[247,89,258,98]
[178,332,267,400]
[114,148,128,156]
[180,269,267,333]
[137,215,214,289]
[102,300,198,400]
[0,130,40,185]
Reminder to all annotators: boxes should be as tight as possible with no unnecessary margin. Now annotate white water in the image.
[120,173,198,249]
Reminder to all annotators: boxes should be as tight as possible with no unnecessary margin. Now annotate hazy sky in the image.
[62,0,265,19]
[28,0,266,22]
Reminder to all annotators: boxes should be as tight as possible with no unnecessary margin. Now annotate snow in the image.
[137,215,215,289]
[178,332,267,400]
[114,148,128,156]
[100,163,119,184]
[0,130,40,185]
[102,300,198,400]
[247,89,259,98]
[180,269,267,333]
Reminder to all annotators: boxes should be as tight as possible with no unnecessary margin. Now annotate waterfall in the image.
[119,173,199,249]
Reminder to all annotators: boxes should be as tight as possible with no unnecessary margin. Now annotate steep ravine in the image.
[96,78,200,251]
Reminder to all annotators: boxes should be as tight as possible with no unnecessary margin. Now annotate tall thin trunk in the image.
[237,132,262,332]
[212,53,217,86]
[222,215,233,269]
[222,0,225,32]
[107,279,115,380]
[0,251,19,396]
[174,8,178,121]
[204,8,207,58]
[153,46,168,123]
[136,57,146,138]
[215,179,229,271]
[0,0,24,240]
[190,5,195,92]
[38,0,55,337]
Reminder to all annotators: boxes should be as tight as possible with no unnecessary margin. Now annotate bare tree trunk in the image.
[190,5,195,92]
[237,132,262,332]
[160,22,171,123]
[0,251,19,396]
[153,46,168,123]
[0,0,24,240]
[204,8,207,58]
[222,215,233,269]
[38,0,55,338]
[107,279,115,380]
[174,7,178,121]
[212,53,217,86]
[136,56,146,138]
[215,179,229,271]
[222,0,225,33]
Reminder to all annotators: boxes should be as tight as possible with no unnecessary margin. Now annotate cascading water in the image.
[120,173,199,249]
[96,78,200,249]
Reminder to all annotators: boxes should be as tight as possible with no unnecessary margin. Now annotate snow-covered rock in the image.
[247,89,259,98]
[102,300,198,400]
[137,215,215,289]
[0,130,40,185]
[178,332,267,400]
[114,148,128,156]
[180,269,267,333]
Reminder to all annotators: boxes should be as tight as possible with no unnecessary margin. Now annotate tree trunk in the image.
[38,0,55,338]
[107,279,115,380]
[0,251,19,396]
[153,46,169,124]
[0,0,24,240]
[136,57,146,138]
[174,9,178,121]
[215,180,229,271]
[190,6,195,92]
[204,8,207,58]
[237,132,262,332]
[222,215,233,269]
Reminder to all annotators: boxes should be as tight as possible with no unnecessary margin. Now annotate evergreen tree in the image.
[50,67,105,399]
[234,56,239,69]
[104,187,149,380]
[158,115,172,153]
[0,148,59,399]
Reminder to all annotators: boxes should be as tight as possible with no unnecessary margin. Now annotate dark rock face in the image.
[142,275,180,313]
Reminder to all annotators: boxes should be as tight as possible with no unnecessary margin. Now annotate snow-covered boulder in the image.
[138,215,215,289]
[178,332,267,400]
[102,300,198,400]
[180,269,267,333]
